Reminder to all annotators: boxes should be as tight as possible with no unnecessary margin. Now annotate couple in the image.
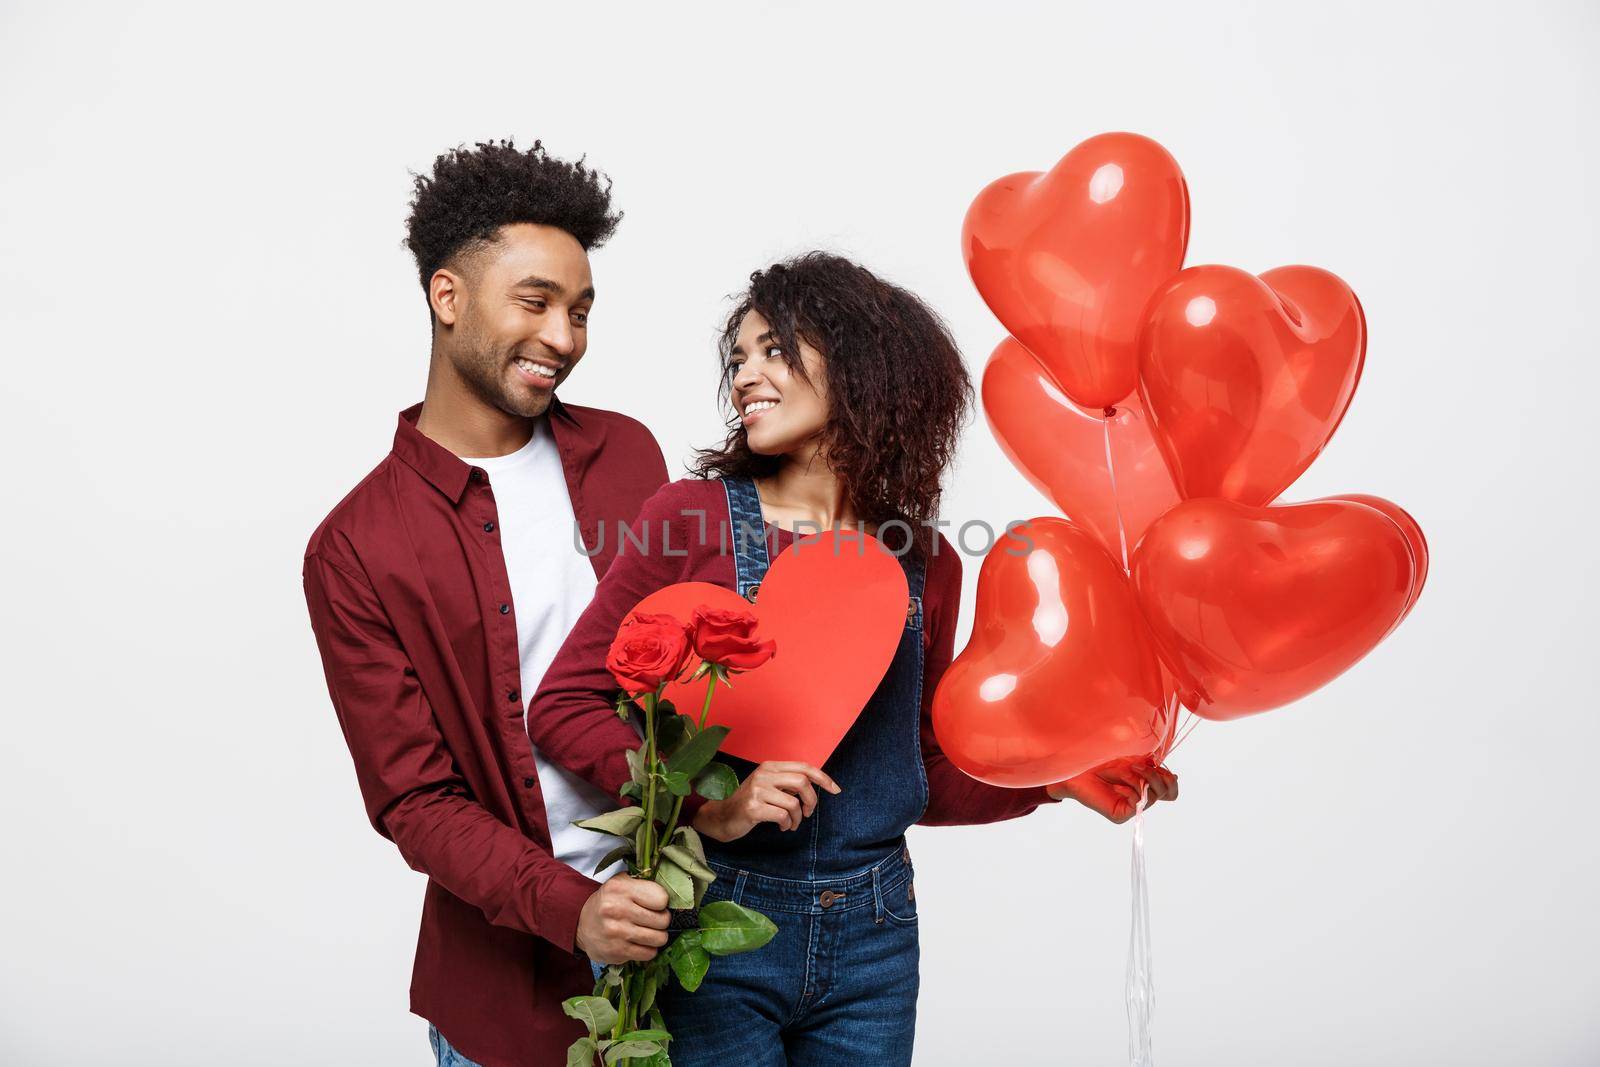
[303,140,1178,1067]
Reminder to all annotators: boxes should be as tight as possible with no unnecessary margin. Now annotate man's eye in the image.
[572,311,589,326]
[523,299,547,312]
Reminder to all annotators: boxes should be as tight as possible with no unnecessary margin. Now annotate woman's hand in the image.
[1047,758,1178,824]
[692,761,841,842]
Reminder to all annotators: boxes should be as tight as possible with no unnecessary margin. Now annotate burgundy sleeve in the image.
[304,552,597,952]
[530,482,702,810]
[917,538,1060,826]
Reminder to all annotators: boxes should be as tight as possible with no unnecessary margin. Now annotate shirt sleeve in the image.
[917,538,1060,826]
[303,551,597,953]
[530,481,708,818]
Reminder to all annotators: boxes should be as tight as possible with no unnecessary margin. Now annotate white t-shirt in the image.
[462,416,623,882]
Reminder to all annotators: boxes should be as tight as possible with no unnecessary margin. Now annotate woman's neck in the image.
[754,443,867,535]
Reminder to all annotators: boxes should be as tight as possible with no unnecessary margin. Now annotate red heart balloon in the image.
[931,518,1167,787]
[983,336,1179,564]
[1131,497,1416,721]
[1138,265,1365,505]
[962,132,1190,410]
[629,531,908,767]
[1317,493,1429,628]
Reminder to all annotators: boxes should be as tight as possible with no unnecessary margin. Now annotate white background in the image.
[3,2,1596,1064]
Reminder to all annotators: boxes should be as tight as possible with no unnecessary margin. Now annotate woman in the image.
[532,252,1178,1065]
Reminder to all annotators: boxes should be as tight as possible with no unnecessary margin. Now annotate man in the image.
[303,140,674,1067]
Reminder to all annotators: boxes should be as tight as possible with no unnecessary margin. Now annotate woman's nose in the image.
[732,362,763,392]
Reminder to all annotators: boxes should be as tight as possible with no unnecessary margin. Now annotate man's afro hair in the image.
[404,139,621,291]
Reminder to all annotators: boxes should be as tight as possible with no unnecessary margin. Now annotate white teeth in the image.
[744,400,778,415]
[516,358,556,379]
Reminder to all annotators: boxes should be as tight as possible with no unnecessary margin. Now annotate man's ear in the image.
[429,269,462,327]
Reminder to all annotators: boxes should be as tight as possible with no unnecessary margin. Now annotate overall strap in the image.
[903,541,927,631]
[722,476,771,602]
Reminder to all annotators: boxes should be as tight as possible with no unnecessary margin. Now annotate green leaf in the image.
[665,930,710,991]
[636,965,661,1018]
[605,1040,664,1064]
[620,779,642,800]
[656,698,677,716]
[615,1030,670,1044]
[567,1035,598,1067]
[654,857,695,909]
[697,900,778,956]
[655,712,689,757]
[666,725,730,780]
[663,770,692,797]
[625,747,647,785]
[561,995,617,1036]
[672,825,707,862]
[660,844,715,883]
[574,807,646,838]
[592,842,635,875]
[692,762,739,801]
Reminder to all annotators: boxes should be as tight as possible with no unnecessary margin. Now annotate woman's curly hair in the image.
[690,252,973,559]
[404,138,620,298]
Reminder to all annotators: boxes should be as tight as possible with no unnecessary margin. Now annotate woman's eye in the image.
[766,345,784,359]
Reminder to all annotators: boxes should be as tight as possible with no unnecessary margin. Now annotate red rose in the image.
[607,612,695,695]
[691,605,777,671]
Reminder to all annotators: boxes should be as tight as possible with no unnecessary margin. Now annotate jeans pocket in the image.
[881,874,919,927]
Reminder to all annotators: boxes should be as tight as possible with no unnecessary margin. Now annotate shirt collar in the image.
[392,394,582,504]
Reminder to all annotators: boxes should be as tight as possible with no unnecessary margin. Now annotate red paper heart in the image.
[962,132,1190,410]
[1131,497,1416,720]
[1138,265,1365,505]
[629,531,908,767]
[931,519,1168,787]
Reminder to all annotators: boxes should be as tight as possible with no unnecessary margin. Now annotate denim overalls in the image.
[659,476,928,1066]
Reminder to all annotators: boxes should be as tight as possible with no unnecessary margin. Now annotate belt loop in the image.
[732,869,749,905]
[872,864,884,925]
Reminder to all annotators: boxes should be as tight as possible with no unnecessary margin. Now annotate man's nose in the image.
[540,316,576,357]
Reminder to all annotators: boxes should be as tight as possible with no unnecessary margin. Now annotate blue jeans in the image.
[428,1024,483,1067]
[657,848,921,1066]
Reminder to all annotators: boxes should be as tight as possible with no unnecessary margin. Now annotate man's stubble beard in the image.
[450,313,551,420]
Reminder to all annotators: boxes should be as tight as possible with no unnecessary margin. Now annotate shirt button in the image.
[483,521,496,533]
[469,469,482,481]
[523,777,535,789]
[499,603,511,615]
[508,689,520,703]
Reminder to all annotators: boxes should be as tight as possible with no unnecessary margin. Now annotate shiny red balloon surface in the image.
[1139,265,1365,505]
[983,337,1179,563]
[963,132,1189,410]
[932,518,1167,786]
[1131,497,1416,720]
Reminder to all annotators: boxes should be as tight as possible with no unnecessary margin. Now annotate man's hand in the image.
[693,761,840,843]
[1047,758,1178,824]
[575,874,671,965]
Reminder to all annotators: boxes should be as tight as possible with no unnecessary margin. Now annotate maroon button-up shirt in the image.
[302,396,666,1067]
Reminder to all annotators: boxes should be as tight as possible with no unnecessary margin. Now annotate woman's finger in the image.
[1132,762,1170,802]
[768,762,842,795]
[759,788,803,829]
[765,801,798,831]
[771,772,820,815]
